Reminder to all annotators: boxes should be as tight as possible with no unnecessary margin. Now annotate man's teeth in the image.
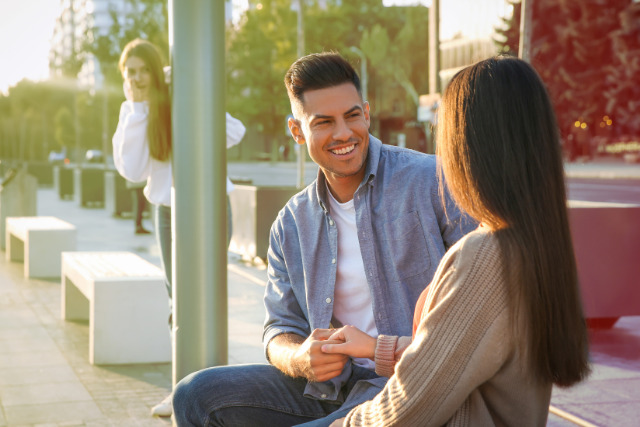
[332,145,355,155]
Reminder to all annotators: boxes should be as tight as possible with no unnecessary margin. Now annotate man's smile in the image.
[330,144,356,155]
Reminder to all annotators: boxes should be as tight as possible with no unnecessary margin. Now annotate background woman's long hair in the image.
[437,56,590,387]
[119,39,172,161]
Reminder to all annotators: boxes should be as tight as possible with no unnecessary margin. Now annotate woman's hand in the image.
[330,417,346,427]
[124,79,149,102]
[321,325,377,360]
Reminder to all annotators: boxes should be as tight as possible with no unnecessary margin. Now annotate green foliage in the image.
[494,0,521,56]
[226,0,430,152]
[82,0,169,89]
[54,107,75,150]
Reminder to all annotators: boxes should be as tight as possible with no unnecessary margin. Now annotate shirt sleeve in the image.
[112,101,153,183]
[344,235,511,426]
[226,112,246,149]
[262,216,311,360]
[435,182,478,250]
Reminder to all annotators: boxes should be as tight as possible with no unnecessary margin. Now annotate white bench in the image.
[61,251,171,365]
[6,216,76,278]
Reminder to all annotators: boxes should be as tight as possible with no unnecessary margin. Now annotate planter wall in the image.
[74,166,105,207]
[0,169,37,250]
[54,165,74,200]
[229,185,299,262]
[568,201,640,327]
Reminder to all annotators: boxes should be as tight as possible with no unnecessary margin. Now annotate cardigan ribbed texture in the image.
[345,229,552,426]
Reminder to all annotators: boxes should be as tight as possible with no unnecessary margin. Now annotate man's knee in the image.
[172,367,226,424]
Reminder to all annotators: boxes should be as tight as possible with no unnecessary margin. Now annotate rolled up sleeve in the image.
[262,219,310,361]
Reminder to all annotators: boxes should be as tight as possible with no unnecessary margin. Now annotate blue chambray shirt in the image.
[263,136,476,404]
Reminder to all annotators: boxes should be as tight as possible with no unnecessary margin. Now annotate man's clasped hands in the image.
[294,325,401,383]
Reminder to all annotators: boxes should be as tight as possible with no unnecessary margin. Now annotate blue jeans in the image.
[154,204,172,297]
[172,363,381,426]
[154,197,233,298]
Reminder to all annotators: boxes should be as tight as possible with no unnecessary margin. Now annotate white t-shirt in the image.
[327,187,378,370]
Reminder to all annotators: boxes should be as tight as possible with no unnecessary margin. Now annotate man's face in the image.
[289,83,370,197]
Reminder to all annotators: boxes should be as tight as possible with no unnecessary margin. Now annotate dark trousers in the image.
[131,187,147,230]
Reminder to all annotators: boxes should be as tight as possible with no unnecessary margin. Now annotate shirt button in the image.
[326,297,332,304]
[331,258,336,264]
[321,393,327,398]
[329,219,334,226]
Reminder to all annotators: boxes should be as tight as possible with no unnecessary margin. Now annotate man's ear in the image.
[288,117,305,145]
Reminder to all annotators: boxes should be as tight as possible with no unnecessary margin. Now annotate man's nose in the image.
[333,119,352,141]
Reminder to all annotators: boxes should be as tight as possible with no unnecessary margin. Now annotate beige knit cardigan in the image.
[343,229,552,426]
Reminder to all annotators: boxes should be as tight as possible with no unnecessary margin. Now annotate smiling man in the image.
[172,52,475,427]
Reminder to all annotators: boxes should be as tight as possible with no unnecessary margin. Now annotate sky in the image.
[0,0,62,95]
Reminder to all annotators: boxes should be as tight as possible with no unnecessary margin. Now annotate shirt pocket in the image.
[381,211,431,281]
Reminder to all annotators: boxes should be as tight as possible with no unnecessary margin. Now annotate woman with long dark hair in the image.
[322,56,590,426]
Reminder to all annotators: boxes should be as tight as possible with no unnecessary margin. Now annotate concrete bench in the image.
[61,251,171,365]
[6,216,76,278]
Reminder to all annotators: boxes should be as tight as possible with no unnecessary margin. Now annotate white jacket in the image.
[112,101,246,206]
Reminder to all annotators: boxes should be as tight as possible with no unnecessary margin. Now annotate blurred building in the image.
[438,0,513,89]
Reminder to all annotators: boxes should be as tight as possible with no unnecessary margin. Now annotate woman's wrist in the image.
[374,335,398,377]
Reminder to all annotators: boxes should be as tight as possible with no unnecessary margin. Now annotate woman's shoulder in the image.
[450,227,500,261]
[442,227,504,288]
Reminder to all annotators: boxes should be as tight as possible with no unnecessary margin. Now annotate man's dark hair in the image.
[284,52,361,104]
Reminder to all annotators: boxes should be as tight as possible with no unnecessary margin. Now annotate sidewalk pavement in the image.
[0,188,267,426]
[0,158,638,426]
[563,157,640,180]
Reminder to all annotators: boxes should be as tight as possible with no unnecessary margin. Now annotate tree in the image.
[226,0,431,155]
[494,0,521,56]
[54,107,75,152]
[82,0,169,90]
[605,2,640,140]
[495,0,631,159]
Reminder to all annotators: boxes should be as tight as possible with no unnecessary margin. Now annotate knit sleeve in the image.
[344,233,512,426]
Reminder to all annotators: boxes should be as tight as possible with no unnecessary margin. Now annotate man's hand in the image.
[321,325,377,360]
[268,329,349,382]
[330,417,346,427]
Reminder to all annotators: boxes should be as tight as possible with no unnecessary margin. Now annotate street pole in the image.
[428,0,441,95]
[349,46,368,102]
[296,0,305,189]
[519,0,533,61]
[170,0,228,385]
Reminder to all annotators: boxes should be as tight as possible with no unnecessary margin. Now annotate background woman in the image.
[112,38,246,418]
[321,56,591,426]
[113,38,173,296]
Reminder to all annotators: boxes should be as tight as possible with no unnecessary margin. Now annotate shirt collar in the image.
[315,134,382,212]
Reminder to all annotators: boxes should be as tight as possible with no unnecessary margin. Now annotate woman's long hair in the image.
[437,56,590,387]
[119,39,172,161]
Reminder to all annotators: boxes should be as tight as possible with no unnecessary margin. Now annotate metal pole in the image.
[349,46,368,102]
[296,0,305,189]
[428,0,440,95]
[169,0,228,385]
[519,0,533,61]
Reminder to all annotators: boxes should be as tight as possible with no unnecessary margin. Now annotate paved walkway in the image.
[0,158,638,426]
